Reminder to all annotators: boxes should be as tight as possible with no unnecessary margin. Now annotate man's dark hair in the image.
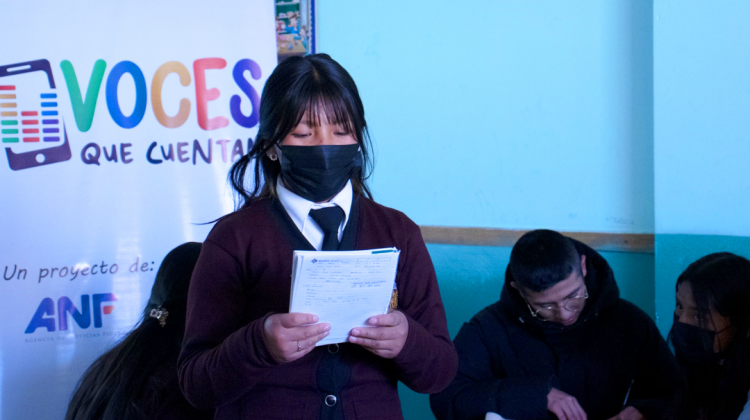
[509,229,581,292]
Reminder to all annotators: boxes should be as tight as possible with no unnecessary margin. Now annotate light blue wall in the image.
[653,2,750,333]
[654,0,750,238]
[317,1,750,338]
[318,1,655,233]
[312,2,734,419]
[318,3,659,418]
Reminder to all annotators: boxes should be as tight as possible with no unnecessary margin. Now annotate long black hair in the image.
[228,53,374,209]
[65,242,203,420]
[669,252,750,420]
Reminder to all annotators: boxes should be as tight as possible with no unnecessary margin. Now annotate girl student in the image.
[66,242,211,420]
[177,54,457,420]
[669,252,750,420]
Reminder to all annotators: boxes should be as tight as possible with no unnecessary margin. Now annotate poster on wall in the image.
[275,0,316,60]
[0,1,276,419]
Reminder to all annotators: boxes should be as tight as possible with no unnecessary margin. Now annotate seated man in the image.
[430,229,679,420]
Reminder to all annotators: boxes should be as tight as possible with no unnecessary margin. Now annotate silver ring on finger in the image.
[297,340,301,352]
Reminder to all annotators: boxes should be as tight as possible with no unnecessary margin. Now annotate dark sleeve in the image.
[625,310,680,419]
[430,319,554,420]
[152,384,214,420]
[177,238,280,409]
[390,225,459,394]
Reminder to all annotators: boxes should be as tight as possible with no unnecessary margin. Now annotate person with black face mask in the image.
[177,54,458,420]
[666,252,750,420]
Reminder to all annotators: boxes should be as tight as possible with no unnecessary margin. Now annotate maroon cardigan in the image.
[178,196,457,419]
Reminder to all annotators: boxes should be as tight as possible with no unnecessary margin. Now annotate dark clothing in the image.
[147,360,214,420]
[178,196,457,420]
[666,339,750,420]
[430,239,679,420]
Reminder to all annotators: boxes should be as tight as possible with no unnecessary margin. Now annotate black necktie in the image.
[309,206,345,251]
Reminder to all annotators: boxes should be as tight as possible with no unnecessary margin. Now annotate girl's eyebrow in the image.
[300,118,349,127]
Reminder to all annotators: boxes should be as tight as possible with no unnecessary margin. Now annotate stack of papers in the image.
[289,247,401,346]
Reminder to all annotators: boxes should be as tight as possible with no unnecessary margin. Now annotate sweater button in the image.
[328,343,340,354]
[325,395,337,406]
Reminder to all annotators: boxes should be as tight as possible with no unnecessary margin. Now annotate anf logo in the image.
[24,293,117,334]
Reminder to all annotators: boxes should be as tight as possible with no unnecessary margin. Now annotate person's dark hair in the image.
[509,229,581,292]
[676,252,750,332]
[669,252,750,420]
[229,53,373,209]
[65,242,202,420]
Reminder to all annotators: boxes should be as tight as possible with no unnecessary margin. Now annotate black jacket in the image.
[430,239,679,420]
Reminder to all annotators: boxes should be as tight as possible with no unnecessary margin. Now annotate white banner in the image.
[0,2,276,418]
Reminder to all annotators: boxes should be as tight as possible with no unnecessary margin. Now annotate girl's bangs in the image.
[293,85,358,137]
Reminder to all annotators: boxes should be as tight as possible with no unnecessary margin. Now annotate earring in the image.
[269,154,278,161]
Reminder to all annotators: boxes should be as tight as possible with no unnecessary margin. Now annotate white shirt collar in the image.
[276,177,353,235]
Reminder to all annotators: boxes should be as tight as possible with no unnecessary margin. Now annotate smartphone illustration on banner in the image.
[0,59,71,171]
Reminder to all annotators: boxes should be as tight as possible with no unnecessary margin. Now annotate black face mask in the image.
[671,321,719,366]
[278,144,362,203]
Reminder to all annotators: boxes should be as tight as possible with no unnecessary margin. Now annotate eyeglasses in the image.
[522,286,589,321]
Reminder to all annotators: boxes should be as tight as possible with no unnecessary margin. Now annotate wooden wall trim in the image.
[419,226,655,254]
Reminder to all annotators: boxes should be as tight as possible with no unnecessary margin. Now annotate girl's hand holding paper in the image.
[263,313,331,363]
[348,309,409,359]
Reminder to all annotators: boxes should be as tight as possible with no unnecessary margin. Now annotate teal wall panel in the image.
[399,243,656,419]
[428,243,655,338]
